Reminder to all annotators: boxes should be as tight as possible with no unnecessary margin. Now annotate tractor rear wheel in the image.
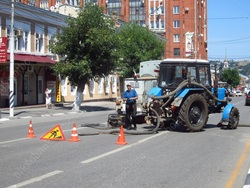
[227,107,239,129]
[179,94,208,132]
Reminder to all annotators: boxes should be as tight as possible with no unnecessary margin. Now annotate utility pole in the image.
[9,0,15,117]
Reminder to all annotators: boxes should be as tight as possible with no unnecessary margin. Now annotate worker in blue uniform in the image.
[123,83,138,130]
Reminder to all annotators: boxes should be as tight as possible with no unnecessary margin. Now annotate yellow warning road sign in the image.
[40,125,66,141]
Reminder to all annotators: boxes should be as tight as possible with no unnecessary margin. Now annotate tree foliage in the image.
[221,68,241,87]
[116,23,165,77]
[238,63,250,77]
[50,4,118,87]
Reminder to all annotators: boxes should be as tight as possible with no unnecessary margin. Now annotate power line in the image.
[208,17,250,20]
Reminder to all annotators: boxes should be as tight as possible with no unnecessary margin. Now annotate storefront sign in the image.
[56,81,61,102]
[0,37,7,63]
[185,32,194,57]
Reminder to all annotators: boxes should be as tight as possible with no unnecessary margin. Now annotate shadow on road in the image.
[57,105,114,112]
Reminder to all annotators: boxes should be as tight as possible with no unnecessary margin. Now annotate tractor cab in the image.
[158,59,212,92]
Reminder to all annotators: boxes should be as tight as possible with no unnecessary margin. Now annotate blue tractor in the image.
[146,58,240,132]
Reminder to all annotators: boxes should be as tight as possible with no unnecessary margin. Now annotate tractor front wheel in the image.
[227,107,239,129]
[179,94,208,132]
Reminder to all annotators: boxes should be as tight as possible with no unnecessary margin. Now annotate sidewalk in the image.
[0,101,116,121]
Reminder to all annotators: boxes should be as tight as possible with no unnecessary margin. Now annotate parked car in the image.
[235,91,243,97]
[245,91,250,106]
[228,90,235,97]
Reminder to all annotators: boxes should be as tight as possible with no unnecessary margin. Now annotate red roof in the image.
[7,53,56,64]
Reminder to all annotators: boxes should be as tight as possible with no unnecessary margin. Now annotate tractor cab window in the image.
[159,65,187,88]
[187,66,196,81]
[159,65,175,87]
[198,66,210,86]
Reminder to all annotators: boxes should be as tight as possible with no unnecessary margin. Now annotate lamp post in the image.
[9,0,15,117]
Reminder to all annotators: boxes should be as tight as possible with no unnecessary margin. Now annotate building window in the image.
[173,34,180,42]
[151,20,164,29]
[14,30,24,51]
[40,0,49,9]
[28,0,36,6]
[70,85,76,95]
[49,35,55,54]
[173,20,180,28]
[36,33,43,53]
[174,48,180,56]
[129,2,146,25]
[24,75,29,95]
[149,0,165,31]
[173,6,180,14]
[24,31,29,51]
[66,0,79,5]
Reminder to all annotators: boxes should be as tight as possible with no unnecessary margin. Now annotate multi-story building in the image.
[18,0,207,59]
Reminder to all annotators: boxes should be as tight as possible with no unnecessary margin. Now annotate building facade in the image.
[18,0,207,59]
[0,0,120,107]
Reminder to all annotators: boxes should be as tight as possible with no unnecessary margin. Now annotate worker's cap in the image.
[126,83,132,86]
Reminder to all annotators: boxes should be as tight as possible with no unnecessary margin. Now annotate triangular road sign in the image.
[40,125,66,141]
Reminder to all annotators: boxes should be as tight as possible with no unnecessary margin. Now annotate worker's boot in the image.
[126,122,132,130]
[133,124,137,130]
[127,125,132,130]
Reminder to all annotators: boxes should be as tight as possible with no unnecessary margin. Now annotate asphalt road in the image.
[0,98,250,188]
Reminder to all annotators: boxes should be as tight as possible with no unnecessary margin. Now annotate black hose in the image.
[190,81,227,104]
[106,108,161,135]
[152,79,227,104]
[80,108,161,135]
[152,80,189,101]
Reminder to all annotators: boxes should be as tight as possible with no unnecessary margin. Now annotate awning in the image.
[7,53,56,64]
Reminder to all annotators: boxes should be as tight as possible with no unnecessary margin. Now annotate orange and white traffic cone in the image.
[26,120,36,138]
[68,123,81,142]
[116,125,127,145]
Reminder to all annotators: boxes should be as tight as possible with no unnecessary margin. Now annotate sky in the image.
[208,0,250,61]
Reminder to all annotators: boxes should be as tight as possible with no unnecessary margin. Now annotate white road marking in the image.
[67,112,78,114]
[0,127,86,145]
[0,118,9,122]
[0,138,29,145]
[41,114,51,117]
[20,116,32,119]
[6,170,63,188]
[53,113,64,116]
[81,131,168,164]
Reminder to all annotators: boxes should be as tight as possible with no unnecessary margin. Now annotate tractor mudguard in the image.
[172,88,204,107]
[221,103,234,122]
[147,87,162,97]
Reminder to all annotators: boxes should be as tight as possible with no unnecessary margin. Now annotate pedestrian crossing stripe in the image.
[40,124,66,141]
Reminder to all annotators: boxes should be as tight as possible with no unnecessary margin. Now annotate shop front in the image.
[0,53,56,107]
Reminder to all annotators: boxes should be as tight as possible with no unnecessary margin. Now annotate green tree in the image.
[221,68,241,88]
[50,4,118,111]
[116,23,165,77]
